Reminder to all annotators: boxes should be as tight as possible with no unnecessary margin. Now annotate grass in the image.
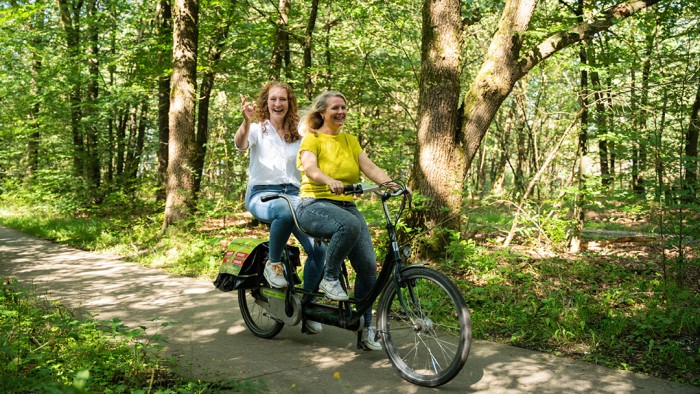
[1,192,698,388]
[0,278,256,393]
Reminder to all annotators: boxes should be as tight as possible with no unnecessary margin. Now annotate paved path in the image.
[1,225,697,393]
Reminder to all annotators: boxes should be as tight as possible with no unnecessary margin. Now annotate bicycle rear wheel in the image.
[238,288,284,338]
[377,266,471,387]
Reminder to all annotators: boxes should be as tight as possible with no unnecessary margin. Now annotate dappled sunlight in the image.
[2,225,697,393]
[226,325,247,335]
[193,328,220,336]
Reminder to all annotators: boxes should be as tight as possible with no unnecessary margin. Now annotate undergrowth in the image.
[0,278,248,393]
[1,189,698,387]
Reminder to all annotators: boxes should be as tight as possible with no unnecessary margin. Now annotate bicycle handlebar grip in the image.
[343,184,363,195]
[261,194,281,202]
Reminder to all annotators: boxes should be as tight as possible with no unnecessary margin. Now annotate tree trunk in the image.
[270,0,291,80]
[410,0,464,247]
[683,83,700,203]
[589,50,611,187]
[157,0,172,202]
[164,0,199,229]
[490,101,515,196]
[124,100,148,187]
[194,19,229,195]
[303,0,319,100]
[27,17,42,178]
[115,111,127,178]
[86,0,101,194]
[57,0,85,180]
[467,0,661,178]
[569,31,589,253]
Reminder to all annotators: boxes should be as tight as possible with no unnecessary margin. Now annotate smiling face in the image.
[321,96,347,131]
[266,86,289,122]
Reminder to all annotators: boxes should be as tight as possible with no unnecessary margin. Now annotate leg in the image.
[345,206,378,326]
[296,199,362,282]
[293,228,326,292]
[246,189,295,262]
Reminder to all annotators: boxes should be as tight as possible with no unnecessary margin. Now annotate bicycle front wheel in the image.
[377,266,471,387]
[238,288,284,338]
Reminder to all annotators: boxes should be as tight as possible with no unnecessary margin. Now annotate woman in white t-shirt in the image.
[234,81,325,334]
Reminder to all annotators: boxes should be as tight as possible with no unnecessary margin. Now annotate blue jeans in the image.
[296,198,377,326]
[246,184,325,292]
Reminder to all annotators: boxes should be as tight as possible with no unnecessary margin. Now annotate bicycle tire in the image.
[377,266,471,387]
[238,288,284,338]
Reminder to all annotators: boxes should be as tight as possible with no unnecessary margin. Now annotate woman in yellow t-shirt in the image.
[296,91,396,351]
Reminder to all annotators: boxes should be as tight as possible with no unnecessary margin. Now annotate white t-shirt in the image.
[239,120,301,187]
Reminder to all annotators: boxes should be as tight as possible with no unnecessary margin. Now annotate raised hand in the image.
[240,94,255,122]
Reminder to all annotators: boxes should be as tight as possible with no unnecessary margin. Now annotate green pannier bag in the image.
[213,238,301,292]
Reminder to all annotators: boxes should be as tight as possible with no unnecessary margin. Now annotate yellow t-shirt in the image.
[298,132,362,202]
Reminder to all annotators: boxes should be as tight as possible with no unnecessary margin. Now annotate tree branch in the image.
[519,0,662,74]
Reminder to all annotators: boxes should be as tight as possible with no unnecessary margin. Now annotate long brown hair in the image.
[254,81,300,143]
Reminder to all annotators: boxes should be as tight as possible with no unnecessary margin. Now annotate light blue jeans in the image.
[296,198,377,326]
[246,184,325,292]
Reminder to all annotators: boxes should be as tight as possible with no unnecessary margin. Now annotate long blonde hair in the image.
[254,81,300,143]
[299,91,347,136]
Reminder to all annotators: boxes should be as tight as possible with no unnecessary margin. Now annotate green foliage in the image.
[450,249,700,386]
[0,278,236,393]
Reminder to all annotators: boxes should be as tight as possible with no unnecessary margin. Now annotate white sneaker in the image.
[319,278,348,301]
[263,260,287,288]
[361,326,382,351]
[304,320,322,334]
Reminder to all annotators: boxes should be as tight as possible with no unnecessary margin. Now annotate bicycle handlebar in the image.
[258,180,410,243]
[343,182,410,198]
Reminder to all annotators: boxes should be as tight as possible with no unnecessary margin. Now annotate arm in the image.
[358,152,392,185]
[234,94,255,150]
[300,150,345,195]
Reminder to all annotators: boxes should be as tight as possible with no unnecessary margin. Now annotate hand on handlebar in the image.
[327,179,345,195]
[342,180,411,196]
[383,180,411,195]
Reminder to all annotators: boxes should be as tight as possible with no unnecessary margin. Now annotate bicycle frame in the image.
[245,181,471,386]
[262,183,411,331]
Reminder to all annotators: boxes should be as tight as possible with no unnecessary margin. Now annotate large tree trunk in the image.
[410,0,464,245]
[413,0,661,249]
[164,0,199,229]
[157,0,172,202]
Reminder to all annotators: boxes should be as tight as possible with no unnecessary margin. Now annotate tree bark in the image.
[303,0,319,100]
[270,0,291,80]
[569,13,589,253]
[57,0,85,180]
[157,0,172,202]
[86,0,101,193]
[684,83,700,203]
[164,0,199,229]
[410,0,464,243]
[589,46,611,187]
[27,15,42,177]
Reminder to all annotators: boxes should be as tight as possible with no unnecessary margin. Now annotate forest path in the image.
[1,224,697,394]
